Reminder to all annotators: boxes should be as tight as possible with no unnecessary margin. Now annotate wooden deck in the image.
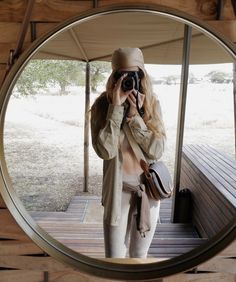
[30,195,207,259]
[30,144,236,258]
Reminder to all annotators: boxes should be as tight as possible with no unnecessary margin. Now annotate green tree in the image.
[14,60,111,97]
[45,60,85,95]
[15,60,85,96]
[205,70,233,83]
[90,61,111,92]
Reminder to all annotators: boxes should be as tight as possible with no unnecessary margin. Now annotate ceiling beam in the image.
[34,50,86,62]
[69,28,89,62]
[89,33,203,62]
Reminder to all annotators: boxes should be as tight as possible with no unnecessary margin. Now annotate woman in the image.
[90,47,166,258]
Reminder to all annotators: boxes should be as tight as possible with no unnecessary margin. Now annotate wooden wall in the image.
[0,1,235,281]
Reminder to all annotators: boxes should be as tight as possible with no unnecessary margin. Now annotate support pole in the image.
[233,63,236,158]
[3,0,35,84]
[171,25,192,223]
[83,62,90,192]
[93,0,98,8]
[13,0,35,60]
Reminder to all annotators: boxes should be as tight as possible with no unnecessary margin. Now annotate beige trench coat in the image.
[90,97,165,226]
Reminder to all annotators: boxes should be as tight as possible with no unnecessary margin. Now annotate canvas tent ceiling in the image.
[33,12,233,64]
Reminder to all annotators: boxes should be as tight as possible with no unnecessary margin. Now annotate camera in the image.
[114,70,143,92]
[113,70,145,121]
[121,72,139,92]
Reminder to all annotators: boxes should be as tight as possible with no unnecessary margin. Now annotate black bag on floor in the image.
[174,188,192,223]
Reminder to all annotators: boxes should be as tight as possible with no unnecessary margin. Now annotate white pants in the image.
[103,174,160,258]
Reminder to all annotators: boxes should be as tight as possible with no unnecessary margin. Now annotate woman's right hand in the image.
[112,74,130,106]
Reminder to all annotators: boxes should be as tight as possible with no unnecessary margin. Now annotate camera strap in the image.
[135,90,144,118]
[134,71,144,118]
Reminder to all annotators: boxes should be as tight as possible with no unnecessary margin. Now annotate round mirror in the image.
[0,5,235,280]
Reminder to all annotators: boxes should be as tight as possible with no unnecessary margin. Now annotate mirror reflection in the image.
[3,11,236,262]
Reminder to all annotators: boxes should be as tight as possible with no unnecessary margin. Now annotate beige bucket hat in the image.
[111,47,145,73]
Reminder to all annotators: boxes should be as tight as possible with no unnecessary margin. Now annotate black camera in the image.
[122,72,139,92]
[114,70,143,92]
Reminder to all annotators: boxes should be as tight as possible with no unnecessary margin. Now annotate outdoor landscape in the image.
[3,60,235,212]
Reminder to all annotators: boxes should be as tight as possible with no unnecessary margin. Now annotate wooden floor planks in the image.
[30,195,206,259]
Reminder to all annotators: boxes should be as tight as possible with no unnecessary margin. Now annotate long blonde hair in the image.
[91,69,166,139]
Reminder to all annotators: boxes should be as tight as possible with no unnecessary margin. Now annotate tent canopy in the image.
[34,12,233,64]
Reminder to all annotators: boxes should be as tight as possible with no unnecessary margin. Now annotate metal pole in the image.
[171,25,192,223]
[93,0,98,8]
[83,62,90,192]
[233,63,236,158]
[30,21,37,42]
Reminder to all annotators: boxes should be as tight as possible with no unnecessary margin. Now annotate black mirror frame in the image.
[0,4,235,280]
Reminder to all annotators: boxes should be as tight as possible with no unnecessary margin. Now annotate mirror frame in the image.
[0,4,235,280]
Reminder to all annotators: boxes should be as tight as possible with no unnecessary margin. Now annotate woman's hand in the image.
[127,90,145,118]
[112,74,132,106]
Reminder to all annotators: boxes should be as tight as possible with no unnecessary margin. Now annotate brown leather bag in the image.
[140,159,173,200]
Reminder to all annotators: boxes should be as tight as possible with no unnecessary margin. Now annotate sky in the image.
[145,63,233,79]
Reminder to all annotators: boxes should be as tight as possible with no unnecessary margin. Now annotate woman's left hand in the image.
[127,90,145,118]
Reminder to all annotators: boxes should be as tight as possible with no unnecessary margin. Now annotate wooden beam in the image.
[0,270,119,282]
[0,0,235,22]
[0,209,32,241]
[36,22,58,38]
[0,22,57,44]
[0,60,10,83]
[207,20,236,43]
[0,42,31,64]
[0,20,236,45]
[0,255,72,271]
[0,23,30,43]
[13,0,35,60]
[99,0,236,20]
[164,272,236,282]
[69,28,88,61]
[0,271,44,282]
[0,0,93,22]
[0,241,43,256]
[219,239,236,257]
[46,271,118,282]
[0,194,7,208]
[0,68,6,87]
[197,257,236,274]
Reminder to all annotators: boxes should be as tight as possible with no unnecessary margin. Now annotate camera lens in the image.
[121,77,134,91]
